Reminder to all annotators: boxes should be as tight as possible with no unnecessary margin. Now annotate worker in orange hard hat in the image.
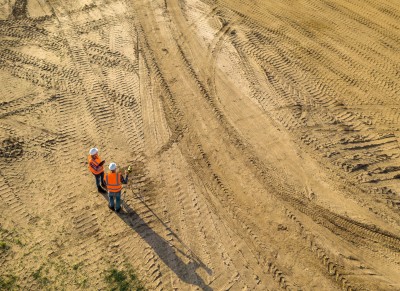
[88,148,106,193]
[104,162,129,212]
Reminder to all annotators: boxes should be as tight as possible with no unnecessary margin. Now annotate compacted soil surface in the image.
[1,0,400,290]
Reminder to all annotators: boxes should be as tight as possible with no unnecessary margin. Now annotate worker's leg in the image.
[94,173,101,187]
[95,173,106,193]
[108,192,115,209]
[100,172,106,188]
[115,192,121,212]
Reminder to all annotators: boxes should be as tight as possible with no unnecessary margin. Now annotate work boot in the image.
[97,186,106,193]
[115,207,121,213]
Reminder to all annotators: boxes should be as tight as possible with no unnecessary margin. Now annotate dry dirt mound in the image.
[1,0,400,290]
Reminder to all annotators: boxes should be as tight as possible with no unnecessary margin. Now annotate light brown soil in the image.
[1,0,400,290]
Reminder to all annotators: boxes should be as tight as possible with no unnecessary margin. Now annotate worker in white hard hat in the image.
[87,148,106,193]
[103,162,129,212]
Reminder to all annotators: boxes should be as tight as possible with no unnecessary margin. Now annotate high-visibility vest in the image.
[88,155,104,175]
[104,171,122,193]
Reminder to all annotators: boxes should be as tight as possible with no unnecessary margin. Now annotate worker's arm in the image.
[89,162,100,171]
[89,160,105,171]
[121,172,129,184]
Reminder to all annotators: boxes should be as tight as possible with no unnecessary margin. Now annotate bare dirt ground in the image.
[1,0,400,290]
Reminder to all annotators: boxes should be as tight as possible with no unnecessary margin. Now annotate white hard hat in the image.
[89,148,98,155]
[109,162,117,171]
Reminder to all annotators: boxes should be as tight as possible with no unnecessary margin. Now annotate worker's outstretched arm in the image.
[121,172,128,184]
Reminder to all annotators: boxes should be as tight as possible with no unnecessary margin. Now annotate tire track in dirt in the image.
[98,12,170,288]
[139,2,304,290]
[118,161,169,288]
[165,147,260,288]
[1,0,168,289]
[70,4,193,288]
[84,40,138,73]
[283,208,390,291]
[11,2,141,287]
[132,3,292,288]
[113,30,189,288]
[176,37,400,253]
[184,142,299,290]
[155,1,400,288]
[0,170,34,224]
[223,3,398,106]
[0,128,62,288]
[216,3,400,218]
[166,157,203,287]
[0,49,83,93]
[134,2,312,288]
[63,8,174,288]
[0,94,61,119]
[0,124,58,227]
[0,18,69,52]
[158,146,285,289]
[134,24,186,157]
[125,16,204,289]
[13,93,110,288]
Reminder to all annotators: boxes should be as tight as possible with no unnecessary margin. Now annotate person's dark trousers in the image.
[94,172,106,192]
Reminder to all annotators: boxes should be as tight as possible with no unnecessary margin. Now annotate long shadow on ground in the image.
[99,190,213,291]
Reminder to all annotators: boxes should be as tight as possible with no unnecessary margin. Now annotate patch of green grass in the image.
[13,239,23,246]
[0,241,10,251]
[78,278,88,288]
[0,274,18,290]
[104,265,146,291]
[73,262,83,271]
[32,266,50,286]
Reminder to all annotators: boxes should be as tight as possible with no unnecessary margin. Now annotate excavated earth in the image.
[1,0,400,290]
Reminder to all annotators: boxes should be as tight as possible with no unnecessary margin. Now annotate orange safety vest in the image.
[104,171,123,193]
[88,155,104,175]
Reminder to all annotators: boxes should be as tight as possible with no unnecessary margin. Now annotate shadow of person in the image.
[100,191,213,291]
